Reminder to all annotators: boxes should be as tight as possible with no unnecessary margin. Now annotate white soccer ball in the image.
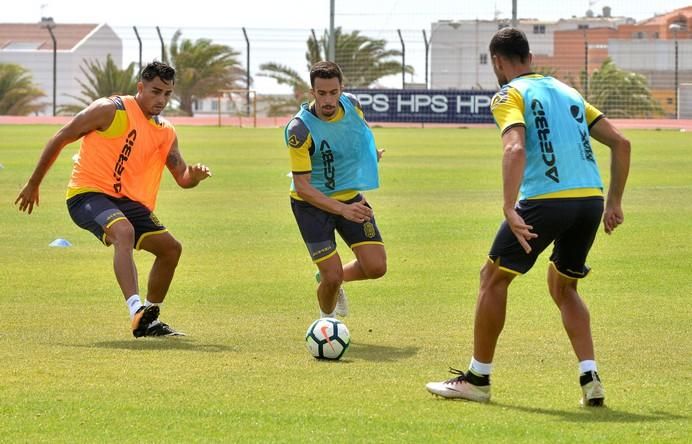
[305,317,351,360]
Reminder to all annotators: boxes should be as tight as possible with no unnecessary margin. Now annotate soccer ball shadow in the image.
[346,342,419,363]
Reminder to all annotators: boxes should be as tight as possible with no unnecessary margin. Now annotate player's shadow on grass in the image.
[86,339,235,353]
[489,402,687,423]
[347,341,418,362]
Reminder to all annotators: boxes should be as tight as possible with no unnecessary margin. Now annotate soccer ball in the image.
[305,317,351,360]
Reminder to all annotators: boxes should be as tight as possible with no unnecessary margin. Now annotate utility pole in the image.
[512,0,517,27]
[328,0,336,61]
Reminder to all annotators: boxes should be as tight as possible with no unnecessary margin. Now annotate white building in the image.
[0,22,122,115]
[430,13,632,90]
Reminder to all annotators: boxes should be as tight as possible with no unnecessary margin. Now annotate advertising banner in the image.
[346,89,496,124]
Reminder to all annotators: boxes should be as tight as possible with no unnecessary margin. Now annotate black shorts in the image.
[67,192,167,249]
[488,197,604,278]
[291,194,384,263]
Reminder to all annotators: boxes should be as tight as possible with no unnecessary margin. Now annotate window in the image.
[633,32,645,39]
[653,32,660,39]
[578,24,589,30]
[479,53,488,65]
[533,24,546,34]
[210,100,218,111]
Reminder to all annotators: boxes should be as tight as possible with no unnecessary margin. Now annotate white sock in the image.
[579,360,598,374]
[145,299,161,307]
[126,295,142,319]
[469,357,493,376]
[320,309,336,318]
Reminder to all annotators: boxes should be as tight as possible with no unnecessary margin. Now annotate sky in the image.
[6,0,690,29]
[4,1,690,94]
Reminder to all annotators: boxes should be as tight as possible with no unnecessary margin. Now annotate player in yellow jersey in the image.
[286,61,386,319]
[15,62,211,338]
[426,28,631,406]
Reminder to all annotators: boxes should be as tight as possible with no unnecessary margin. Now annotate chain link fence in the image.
[0,19,689,120]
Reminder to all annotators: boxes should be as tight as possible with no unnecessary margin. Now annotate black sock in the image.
[466,370,490,386]
[580,371,600,386]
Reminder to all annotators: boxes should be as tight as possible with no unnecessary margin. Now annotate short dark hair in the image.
[489,28,530,64]
[140,61,176,85]
[309,61,343,87]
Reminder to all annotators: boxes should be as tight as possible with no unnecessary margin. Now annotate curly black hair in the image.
[140,61,176,85]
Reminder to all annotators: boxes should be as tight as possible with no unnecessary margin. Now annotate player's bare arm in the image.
[293,173,373,223]
[589,118,631,234]
[501,125,537,253]
[166,137,212,189]
[15,99,116,214]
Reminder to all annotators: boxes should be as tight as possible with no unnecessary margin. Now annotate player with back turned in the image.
[426,28,630,406]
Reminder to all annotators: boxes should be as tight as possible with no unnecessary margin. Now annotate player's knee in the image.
[171,239,183,259]
[165,238,183,263]
[319,267,343,288]
[108,220,135,247]
[365,261,387,279]
[547,266,578,300]
[479,261,493,284]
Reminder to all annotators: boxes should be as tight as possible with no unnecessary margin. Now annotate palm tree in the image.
[168,30,246,116]
[0,63,45,115]
[60,55,138,114]
[585,58,663,118]
[307,27,413,87]
[257,63,310,116]
[259,27,413,116]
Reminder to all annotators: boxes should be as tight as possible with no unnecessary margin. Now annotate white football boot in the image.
[426,368,491,402]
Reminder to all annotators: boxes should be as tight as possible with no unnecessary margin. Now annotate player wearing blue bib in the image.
[426,28,631,407]
[286,61,386,319]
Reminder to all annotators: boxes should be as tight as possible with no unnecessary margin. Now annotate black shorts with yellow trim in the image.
[488,197,604,278]
[67,192,167,250]
[290,194,384,263]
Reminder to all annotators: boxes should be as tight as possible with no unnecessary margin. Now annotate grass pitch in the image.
[1,125,690,442]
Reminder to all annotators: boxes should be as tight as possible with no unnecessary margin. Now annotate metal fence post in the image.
[133,26,142,75]
[242,27,251,116]
[397,29,405,89]
[422,29,430,89]
[156,26,165,62]
[41,17,57,116]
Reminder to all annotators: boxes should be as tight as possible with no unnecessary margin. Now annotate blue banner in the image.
[345,89,496,124]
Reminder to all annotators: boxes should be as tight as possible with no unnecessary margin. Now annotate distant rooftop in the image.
[0,22,100,50]
[639,6,692,25]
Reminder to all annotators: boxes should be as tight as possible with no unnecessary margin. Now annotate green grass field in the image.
[1,125,690,442]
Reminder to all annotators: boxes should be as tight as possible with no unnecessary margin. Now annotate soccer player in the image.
[15,61,211,338]
[426,28,630,406]
[286,61,386,319]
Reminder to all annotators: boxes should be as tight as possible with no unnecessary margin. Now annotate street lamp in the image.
[40,17,57,116]
[669,23,681,119]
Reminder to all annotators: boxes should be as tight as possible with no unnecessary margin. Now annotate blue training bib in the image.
[510,76,603,199]
[286,95,379,195]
